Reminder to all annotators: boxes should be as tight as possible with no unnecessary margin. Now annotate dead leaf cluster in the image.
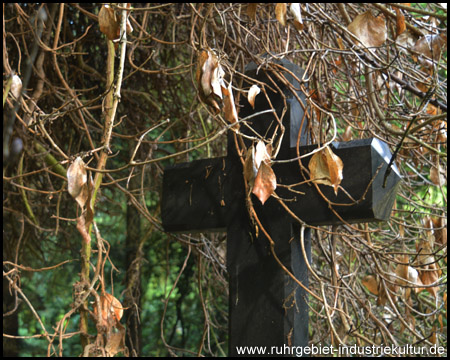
[244,140,276,205]
[196,49,238,126]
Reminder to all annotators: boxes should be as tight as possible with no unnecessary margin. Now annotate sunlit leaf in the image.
[308,146,343,195]
[348,11,386,48]
[290,3,304,31]
[93,292,124,328]
[275,3,287,27]
[247,84,260,109]
[254,140,271,169]
[222,82,239,126]
[201,51,216,97]
[211,63,225,99]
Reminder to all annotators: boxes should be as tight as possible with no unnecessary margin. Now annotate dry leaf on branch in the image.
[222,82,239,126]
[244,141,277,205]
[11,74,22,99]
[98,4,133,41]
[252,161,277,205]
[413,33,447,68]
[196,49,225,114]
[275,3,287,27]
[93,292,126,356]
[201,51,218,97]
[247,84,260,109]
[93,292,124,328]
[393,7,406,38]
[362,275,379,295]
[290,3,304,31]
[348,11,387,48]
[67,157,91,209]
[308,146,343,195]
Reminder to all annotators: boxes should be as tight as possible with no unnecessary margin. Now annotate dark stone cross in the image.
[161,59,401,356]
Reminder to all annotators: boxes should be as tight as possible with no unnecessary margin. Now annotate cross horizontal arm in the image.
[161,138,400,232]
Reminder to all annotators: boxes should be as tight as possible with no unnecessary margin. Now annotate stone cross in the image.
[161,59,401,356]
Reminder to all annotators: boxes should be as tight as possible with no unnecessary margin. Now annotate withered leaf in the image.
[196,50,209,89]
[211,63,225,99]
[93,292,124,328]
[98,4,133,41]
[413,33,447,68]
[105,322,126,357]
[275,3,287,27]
[393,7,406,38]
[430,162,444,186]
[99,5,119,41]
[308,146,343,195]
[11,74,22,99]
[348,11,386,48]
[290,3,304,31]
[201,51,216,97]
[222,82,239,126]
[254,140,271,169]
[362,275,379,295]
[67,157,89,209]
[247,85,260,109]
[244,141,273,192]
[252,160,276,205]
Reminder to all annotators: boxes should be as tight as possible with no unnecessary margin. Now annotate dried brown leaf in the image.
[254,140,271,169]
[430,163,445,186]
[275,3,287,27]
[308,146,343,195]
[252,160,276,205]
[195,50,209,90]
[413,33,447,67]
[342,125,353,141]
[362,275,379,295]
[98,4,132,41]
[99,5,119,41]
[93,292,124,328]
[67,157,89,209]
[432,216,447,246]
[222,82,239,126]
[201,51,217,97]
[348,11,386,48]
[394,7,406,38]
[418,266,439,298]
[105,322,126,357]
